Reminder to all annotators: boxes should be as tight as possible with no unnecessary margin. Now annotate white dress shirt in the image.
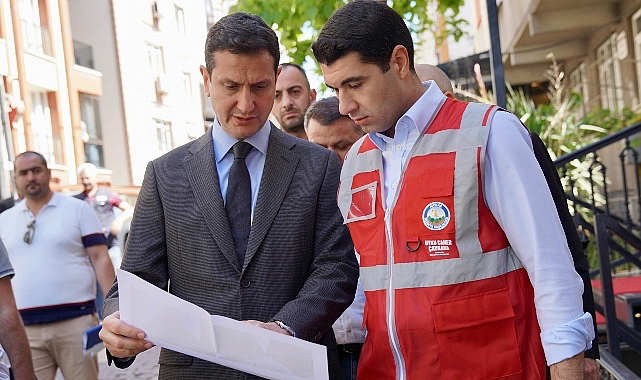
[332,252,366,345]
[367,80,594,365]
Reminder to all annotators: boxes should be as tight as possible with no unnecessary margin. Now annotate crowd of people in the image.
[0,1,601,379]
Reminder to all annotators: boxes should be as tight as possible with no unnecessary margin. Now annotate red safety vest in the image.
[338,99,546,380]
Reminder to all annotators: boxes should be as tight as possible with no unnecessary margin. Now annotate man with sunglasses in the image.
[0,151,114,380]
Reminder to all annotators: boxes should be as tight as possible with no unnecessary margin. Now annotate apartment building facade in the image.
[69,0,210,189]
[499,0,641,114]
[0,0,215,200]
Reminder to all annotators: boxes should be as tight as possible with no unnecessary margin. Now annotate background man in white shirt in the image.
[0,151,114,380]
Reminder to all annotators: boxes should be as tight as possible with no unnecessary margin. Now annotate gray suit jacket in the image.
[104,125,359,379]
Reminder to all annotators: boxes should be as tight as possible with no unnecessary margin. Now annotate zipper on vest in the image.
[384,208,406,380]
[383,130,427,380]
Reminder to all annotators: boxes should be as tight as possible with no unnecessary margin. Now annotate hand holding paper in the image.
[116,269,329,380]
[99,311,153,359]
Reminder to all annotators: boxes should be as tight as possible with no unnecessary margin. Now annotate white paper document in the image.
[117,269,329,380]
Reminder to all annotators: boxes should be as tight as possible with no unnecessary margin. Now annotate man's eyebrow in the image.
[286,85,303,92]
[252,79,271,86]
[340,76,367,86]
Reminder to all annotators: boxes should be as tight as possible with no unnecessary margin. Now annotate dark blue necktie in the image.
[226,141,253,267]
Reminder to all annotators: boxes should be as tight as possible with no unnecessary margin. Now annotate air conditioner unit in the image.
[155,75,169,95]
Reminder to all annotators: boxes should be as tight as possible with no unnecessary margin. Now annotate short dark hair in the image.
[279,63,310,88]
[15,151,47,168]
[311,0,414,73]
[204,12,280,75]
[305,97,361,134]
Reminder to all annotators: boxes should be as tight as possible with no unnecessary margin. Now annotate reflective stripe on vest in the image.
[338,99,545,379]
[360,246,523,291]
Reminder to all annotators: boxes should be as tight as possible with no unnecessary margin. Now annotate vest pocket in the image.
[432,287,522,379]
[346,181,378,223]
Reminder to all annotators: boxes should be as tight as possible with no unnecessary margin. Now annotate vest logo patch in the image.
[422,202,450,231]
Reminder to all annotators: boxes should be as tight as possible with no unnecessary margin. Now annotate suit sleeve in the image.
[271,151,359,342]
[103,160,169,316]
[530,132,599,359]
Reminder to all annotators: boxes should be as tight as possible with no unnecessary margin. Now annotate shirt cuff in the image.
[106,349,136,368]
[540,312,595,365]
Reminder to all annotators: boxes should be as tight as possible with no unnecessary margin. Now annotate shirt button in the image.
[391,183,398,189]
[241,279,251,288]
[396,145,402,151]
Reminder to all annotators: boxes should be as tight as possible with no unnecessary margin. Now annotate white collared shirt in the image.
[365,80,594,365]
[332,252,366,345]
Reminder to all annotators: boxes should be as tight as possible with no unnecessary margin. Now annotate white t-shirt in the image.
[0,192,104,309]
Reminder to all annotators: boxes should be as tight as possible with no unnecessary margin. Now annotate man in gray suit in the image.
[99,12,359,379]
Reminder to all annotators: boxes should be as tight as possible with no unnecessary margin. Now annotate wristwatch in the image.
[270,320,296,337]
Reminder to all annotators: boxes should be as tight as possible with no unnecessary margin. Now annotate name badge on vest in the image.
[422,202,450,231]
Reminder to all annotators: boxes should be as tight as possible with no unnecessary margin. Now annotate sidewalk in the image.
[54,346,160,380]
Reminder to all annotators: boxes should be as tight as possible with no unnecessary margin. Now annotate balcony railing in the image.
[21,19,52,56]
[73,40,94,69]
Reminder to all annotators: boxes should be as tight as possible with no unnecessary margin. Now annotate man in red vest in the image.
[415,63,601,380]
[312,1,594,379]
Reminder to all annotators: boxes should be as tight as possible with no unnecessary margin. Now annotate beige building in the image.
[422,0,641,115]
[0,0,216,200]
[70,0,209,189]
[498,0,640,113]
[0,0,97,197]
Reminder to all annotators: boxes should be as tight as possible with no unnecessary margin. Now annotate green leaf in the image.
[231,0,466,69]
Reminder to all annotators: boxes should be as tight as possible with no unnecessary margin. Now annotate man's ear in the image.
[390,45,411,79]
[444,91,454,99]
[199,65,211,97]
[310,89,317,103]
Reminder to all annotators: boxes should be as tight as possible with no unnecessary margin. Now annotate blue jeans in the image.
[337,343,363,380]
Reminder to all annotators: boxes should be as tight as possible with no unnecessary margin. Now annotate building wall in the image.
[111,0,207,186]
[69,0,128,185]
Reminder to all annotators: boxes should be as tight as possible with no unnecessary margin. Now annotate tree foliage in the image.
[230,0,466,66]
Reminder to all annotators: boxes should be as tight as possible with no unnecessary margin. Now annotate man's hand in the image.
[584,358,599,380]
[99,311,153,358]
[244,320,293,336]
[549,352,584,379]
[110,219,124,236]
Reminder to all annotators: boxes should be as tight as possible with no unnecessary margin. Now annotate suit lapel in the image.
[244,126,299,267]
[184,131,239,270]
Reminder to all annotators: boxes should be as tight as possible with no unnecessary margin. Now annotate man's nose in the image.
[338,94,356,116]
[237,87,256,114]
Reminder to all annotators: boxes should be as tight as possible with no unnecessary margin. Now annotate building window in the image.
[147,44,165,101]
[597,33,624,112]
[153,119,172,155]
[79,93,104,167]
[182,72,192,97]
[19,0,51,56]
[73,40,94,69]
[569,63,589,118]
[30,90,60,164]
[175,5,186,34]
